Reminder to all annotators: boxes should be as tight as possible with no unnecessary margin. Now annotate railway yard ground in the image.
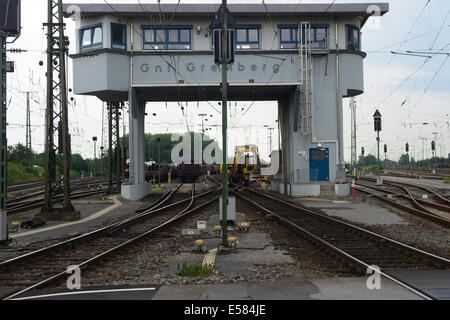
[0,175,449,300]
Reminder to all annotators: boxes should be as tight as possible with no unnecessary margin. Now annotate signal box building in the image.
[63,3,389,200]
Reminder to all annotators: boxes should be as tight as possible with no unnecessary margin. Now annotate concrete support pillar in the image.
[121,88,151,200]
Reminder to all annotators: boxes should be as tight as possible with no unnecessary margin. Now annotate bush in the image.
[7,163,43,184]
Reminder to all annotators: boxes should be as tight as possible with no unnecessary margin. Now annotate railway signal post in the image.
[373,110,382,163]
[212,1,235,248]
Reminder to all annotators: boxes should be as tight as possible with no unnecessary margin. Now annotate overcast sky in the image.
[5,0,450,162]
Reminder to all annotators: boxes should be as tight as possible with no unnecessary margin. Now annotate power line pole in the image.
[0,31,7,242]
[107,102,122,194]
[25,91,32,169]
[268,127,274,155]
[42,0,74,214]
[221,0,229,248]
[198,113,207,152]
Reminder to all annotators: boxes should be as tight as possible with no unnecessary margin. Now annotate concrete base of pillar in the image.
[275,182,349,197]
[121,183,152,201]
[270,180,280,192]
[335,183,350,197]
[290,184,321,197]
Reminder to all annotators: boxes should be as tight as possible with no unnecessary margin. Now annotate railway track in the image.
[354,178,450,228]
[6,179,115,215]
[0,182,221,300]
[234,187,450,300]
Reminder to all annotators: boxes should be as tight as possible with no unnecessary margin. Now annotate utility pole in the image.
[0,31,7,242]
[123,107,127,180]
[42,0,74,214]
[420,137,427,162]
[107,102,122,194]
[23,91,32,169]
[157,137,161,187]
[198,113,207,152]
[221,0,228,248]
[268,127,274,155]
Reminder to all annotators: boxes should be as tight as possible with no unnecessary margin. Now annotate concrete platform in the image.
[4,277,421,300]
[0,196,145,262]
[300,200,408,225]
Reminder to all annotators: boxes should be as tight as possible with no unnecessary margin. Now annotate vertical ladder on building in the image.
[299,22,313,136]
[350,98,357,168]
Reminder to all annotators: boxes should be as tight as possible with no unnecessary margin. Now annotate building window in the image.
[346,25,360,50]
[235,25,260,50]
[279,24,329,49]
[111,23,126,50]
[142,26,192,50]
[79,24,103,51]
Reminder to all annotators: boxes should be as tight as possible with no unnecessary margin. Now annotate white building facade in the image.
[64,3,389,199]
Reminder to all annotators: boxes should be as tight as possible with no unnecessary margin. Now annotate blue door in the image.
[309,148,329,182]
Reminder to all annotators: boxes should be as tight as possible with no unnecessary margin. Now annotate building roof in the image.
[63,3,389,22]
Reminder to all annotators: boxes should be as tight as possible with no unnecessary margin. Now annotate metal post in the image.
[26,91,32,169]
[93,138,97,178]
[377,131,380,163]
[0,31,8,242]
[221,0,229,248]
[43,0,74,213]
[115,104,122,191]
[350,98,357,168]
[198,113,207,152]
[108,103,113,194]
[157,137,161,187]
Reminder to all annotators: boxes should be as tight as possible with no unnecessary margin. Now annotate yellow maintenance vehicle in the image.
[229,144,262,185]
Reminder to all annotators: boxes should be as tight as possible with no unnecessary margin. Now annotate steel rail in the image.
[359,176,450,206]
[6,187,112,215]
[356,184,450,228]
[0,186,220,268]
[135,183,183,214]
[356,180,450,214]
[233,188,450,300]
[3,187,220,300]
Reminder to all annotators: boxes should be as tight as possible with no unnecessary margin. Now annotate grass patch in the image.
[177,262,218,277]
[443,177,450,184]
[151,187,164,194]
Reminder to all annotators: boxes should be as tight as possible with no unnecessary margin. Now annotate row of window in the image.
[79,23,360,52]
